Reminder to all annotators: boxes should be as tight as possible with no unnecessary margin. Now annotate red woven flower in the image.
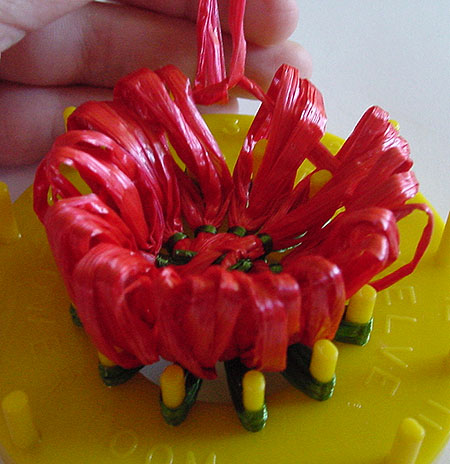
[33,0,433,381]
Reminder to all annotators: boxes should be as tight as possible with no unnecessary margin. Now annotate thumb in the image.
[0,0,91,53]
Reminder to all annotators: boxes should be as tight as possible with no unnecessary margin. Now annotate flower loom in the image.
[32,0,435,430]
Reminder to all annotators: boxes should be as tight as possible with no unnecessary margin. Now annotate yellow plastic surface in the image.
[308,170,333,198]
[436,213,450,268]
[0,182,21,244]
[0,114,449,464]
[62,107,76,132]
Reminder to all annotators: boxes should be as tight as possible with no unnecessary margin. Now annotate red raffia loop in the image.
[73,243,159,368]
[41,194,139,298]
[283,208,400,298]
[229,65,327,231]
[34,130,161,252]
[335,106,409,165]
[113,67,232,228]
[371,202,434,291]
[282,255,346,347]
[174,232,265,275]
[227,0,247,88]
[261,106,415,250]
[66,100,183,240]
[194,0,227,103]
[231,271,298,372]
[152,266,243,379]
[32,0,434,378]
[194,0,262,104]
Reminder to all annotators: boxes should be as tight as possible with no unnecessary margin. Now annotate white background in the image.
[0,1,449,463]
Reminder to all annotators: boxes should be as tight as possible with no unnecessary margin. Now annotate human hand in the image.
[0,0,311,167]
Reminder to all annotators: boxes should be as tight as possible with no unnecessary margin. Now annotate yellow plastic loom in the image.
[0,114,449,464]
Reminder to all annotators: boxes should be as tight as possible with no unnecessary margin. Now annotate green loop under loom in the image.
[98,363,143,387]
[156,253,170,268]
[229,258,253,272]
[282,343,336,401]
[257,233,273,254]
[334,318,374,346]
[224,358,268,433]
[160,370,203,426]
[69,303,83,328]
[165,232,188,253]
[228,226,247,237]
[269,263,283,274]
[171,249,198,265]
[195,225,217,236]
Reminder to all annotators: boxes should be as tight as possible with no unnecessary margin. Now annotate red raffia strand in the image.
[33,0,433,379]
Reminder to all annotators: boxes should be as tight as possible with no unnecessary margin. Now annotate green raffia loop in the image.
[171,249,197,265]
[229,258,253,272]
[165,232,188,253]
[98,363,143,387]
[257,233,273,254]
[269,263,283,274]
[156,250,197,266]
[160,370,203,426]
[282,343,335,401]
[156,253,170,268]
[224,358,268,432]
[334,318,373,346]
[195,224,217,236]
[212,254,225,265]
[69,303,83,328]
[228,225,247,237]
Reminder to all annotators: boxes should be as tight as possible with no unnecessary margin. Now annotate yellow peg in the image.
[346,285,377,324]
[98,351,116,367]
[309,170,332,198]
[435,212,450,267]
[0,182,21,244]
[389,119,400,131]
[186,451,217,464]
[63,106,77,131]
[160,364,185,409]
[386,417,425,464]
[1,390,40,449]
[310,339,338,384]
[242,370,266,412]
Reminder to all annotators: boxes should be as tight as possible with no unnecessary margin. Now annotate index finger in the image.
[0,0,91,53]
[119,0,300,46]
[0,0,299,55]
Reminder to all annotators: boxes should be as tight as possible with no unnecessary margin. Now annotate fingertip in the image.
[246,40,313,93]
[282,40,313,79]
[244,0,300,46]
